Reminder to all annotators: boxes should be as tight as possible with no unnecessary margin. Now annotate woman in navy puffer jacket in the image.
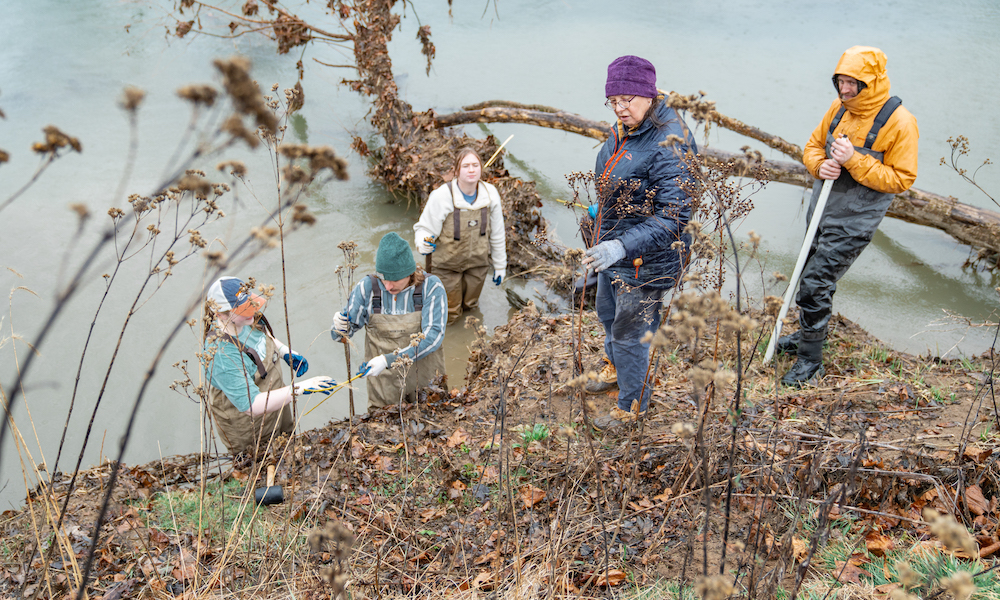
[582,55,696,427]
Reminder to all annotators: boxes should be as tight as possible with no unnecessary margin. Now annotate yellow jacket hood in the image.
[835,46,891,119]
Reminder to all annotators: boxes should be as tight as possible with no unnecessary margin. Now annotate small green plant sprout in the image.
[866,344,890,363]
[513,423,550,448]
[929,386,958,404]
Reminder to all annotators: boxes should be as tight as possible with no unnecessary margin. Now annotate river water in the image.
[0,0,997,507]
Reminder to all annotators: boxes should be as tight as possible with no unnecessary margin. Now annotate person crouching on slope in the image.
[331,232,448,408]
[204,276,337,456]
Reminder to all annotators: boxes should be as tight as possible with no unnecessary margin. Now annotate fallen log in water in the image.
[434,103,1000,259]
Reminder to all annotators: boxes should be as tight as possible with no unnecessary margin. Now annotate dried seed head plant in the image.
[0,48,354,599]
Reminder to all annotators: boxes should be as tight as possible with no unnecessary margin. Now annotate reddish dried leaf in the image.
[595,568,628,587]
[792,537,808,562]
[350,439,365,459]
[832,560,868,585]
[481,465,499,484]
[865,531,895,557]
[148,528,169,545]
[172,549,198,582]
[966,484,989,516]
[370,454,394,472]
[980,541,1000,559]
[418,507,446,523]
[472,571,494,590]
[519,485,546,508]
[964,445,993,463]
[446,428,471,448]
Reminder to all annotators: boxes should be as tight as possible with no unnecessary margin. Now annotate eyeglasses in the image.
[604,95,637,110]
[834,76,858,89]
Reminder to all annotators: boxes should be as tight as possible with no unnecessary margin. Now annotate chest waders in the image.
[794,96,903,361]
[363,275,447,407]
[433,182,492,323]
[208,325,293,455]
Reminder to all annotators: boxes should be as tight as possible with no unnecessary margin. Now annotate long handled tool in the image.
[763,178,834,363]
[300,372,365,418]
[483,134,514,169]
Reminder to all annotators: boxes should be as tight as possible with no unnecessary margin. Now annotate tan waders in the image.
[208,332,293,455]
[433,183,493,325]
[435,266,489,324]
[363,276,447,407]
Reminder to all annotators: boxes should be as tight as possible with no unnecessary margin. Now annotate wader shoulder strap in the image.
[828,106,847,136]
[257,313,275,338]
[827,96,903,150]
[480,207,487,236]
[206,330,268,379]
[447,182,461,241]
[368,273,423,312]
[864,96,902,149]
[369,274,383,314]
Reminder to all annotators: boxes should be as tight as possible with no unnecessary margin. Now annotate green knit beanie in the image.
[375,232,416,281]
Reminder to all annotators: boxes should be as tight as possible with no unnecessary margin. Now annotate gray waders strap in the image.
[827,96,903,149]
[368,274,424,315]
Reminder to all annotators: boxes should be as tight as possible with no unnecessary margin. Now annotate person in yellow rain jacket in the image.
[777,46,919,387]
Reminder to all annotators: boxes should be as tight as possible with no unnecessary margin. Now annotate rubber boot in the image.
[781,337,824,387]
[775,330,800,355]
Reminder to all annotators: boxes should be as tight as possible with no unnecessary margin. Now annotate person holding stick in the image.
[413,146,507,325]
[331,233,448,408]
[777,46,918,386]
[203,276,336,456]
[582,55,696,428]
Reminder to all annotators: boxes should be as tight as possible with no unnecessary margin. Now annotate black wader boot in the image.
[775,330,800,355]
[781,335,824,387]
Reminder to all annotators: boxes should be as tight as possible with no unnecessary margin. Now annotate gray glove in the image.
[583,240,626,273]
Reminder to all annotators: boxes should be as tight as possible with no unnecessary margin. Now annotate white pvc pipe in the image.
[763,178,835,363]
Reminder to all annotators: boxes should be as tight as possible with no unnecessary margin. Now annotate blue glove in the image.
[417,237,436,255]
[587,204,599,219]
[493,269,505,286]
[283,352,309,377]
[583,240,626,273]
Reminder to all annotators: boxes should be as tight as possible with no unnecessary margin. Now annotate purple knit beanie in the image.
[605,55,657,98]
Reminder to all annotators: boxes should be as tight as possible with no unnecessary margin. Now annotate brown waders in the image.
[363,275,447,407]
[208,331,293,455]
[433,182,492,325]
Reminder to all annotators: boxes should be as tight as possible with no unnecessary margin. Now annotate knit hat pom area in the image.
[605,55,657,99]
[375,232,417,281]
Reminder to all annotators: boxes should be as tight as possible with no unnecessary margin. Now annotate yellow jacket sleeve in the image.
[802,100,841,180]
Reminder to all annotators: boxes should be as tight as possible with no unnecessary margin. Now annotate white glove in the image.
[332,311,350,335]
[416,237,436,255]
[583,240,626,273]
[360,354,389,377]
